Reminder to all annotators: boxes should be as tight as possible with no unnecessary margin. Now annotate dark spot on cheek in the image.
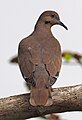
[51,15,54,18]
[35,64,38,66]
[45,21,50,24]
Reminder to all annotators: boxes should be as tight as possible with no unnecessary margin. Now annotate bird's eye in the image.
[51,15,54,18]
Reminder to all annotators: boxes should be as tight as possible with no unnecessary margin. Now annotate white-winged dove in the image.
[18,10,68,106]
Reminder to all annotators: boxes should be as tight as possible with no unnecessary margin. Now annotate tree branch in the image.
[0,84,82,120]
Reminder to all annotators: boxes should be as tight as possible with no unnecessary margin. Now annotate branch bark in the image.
[0,84,82,120]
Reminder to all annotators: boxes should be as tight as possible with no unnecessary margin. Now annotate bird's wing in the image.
[42,46,62,86]
[18,39,42,86]
[18,37,62,87]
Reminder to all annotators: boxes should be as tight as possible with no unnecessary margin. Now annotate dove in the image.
[18,10,68,106]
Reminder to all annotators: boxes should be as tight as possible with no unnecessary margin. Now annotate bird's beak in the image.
[59,21,68,30]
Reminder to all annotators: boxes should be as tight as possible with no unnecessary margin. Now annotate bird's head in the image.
[36,10,68,30]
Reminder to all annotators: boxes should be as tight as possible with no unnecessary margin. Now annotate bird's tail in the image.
[30,69,53,106]
[30,64,52,106]
[30,87,53,106]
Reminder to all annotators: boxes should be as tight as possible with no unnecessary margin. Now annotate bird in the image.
[18,10,68,106]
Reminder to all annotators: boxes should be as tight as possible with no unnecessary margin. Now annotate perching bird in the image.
[18,10,68,106]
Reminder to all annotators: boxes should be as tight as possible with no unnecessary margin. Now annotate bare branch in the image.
[0,84,82,120]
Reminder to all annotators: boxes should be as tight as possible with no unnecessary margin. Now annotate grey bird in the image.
[18,10,68,106]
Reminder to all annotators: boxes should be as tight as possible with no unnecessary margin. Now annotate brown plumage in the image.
[18,10,68,106]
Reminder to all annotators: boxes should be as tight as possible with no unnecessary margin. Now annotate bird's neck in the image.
[34,22,52,34]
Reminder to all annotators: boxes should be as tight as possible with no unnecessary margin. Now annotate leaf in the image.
[62,52,73,62]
